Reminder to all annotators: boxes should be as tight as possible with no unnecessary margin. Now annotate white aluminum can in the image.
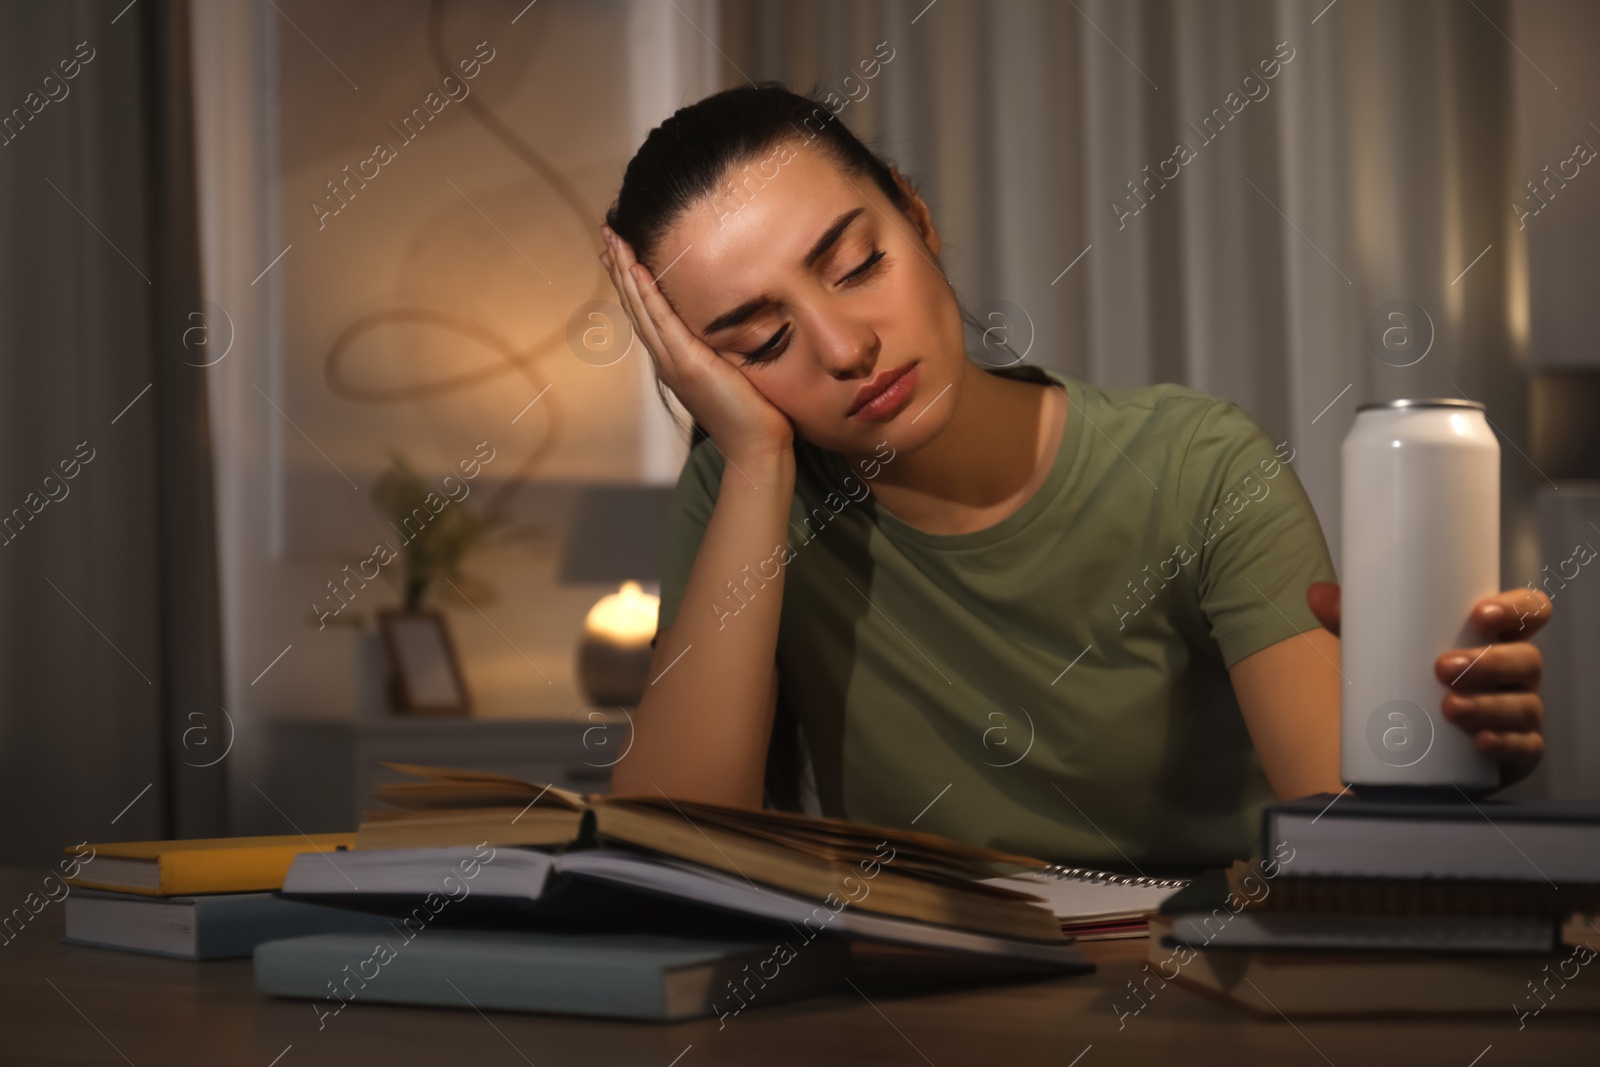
[1340,398,1500,790]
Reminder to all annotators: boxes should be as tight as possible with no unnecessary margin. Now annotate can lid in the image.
[1355,397,1486,414]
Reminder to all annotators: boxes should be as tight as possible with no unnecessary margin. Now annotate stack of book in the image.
[1148,791,1600,1016]
[261,762,1114,1020]
[67,764,1207,1021]
[58,833,395,959]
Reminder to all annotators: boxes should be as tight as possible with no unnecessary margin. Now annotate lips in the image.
[848,361,917,417]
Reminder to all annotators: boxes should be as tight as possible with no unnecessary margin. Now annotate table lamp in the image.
[557,485,675,707]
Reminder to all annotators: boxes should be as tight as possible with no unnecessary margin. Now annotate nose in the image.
[811,309,879,379]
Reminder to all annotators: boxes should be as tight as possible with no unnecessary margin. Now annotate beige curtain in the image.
[719,0,1534,591]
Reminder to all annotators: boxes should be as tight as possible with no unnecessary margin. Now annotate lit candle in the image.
[582,580,658,647]
[577,581,659,707]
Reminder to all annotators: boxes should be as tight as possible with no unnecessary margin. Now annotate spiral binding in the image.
[1034,863,1191,890]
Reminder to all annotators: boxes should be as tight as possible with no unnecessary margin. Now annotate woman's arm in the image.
[1228,628,1345,800]
[609,447,796,808]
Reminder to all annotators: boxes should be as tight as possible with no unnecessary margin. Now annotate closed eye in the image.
[738,248,887,367]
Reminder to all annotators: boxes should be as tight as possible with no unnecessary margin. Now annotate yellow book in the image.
[62,833,356,896]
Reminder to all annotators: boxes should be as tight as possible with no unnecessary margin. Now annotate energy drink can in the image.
[1340,398,1501,790]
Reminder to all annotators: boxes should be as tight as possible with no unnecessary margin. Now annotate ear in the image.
[889,166,939,259]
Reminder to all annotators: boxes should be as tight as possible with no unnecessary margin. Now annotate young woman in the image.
[597,84,1550,872]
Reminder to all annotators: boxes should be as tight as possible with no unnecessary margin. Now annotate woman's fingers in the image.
[1436,641,1542,691]
[617,262,674,372]
[1442,690,1544,734]
[601,229,641,320]
[603,225,717,380]
[599,236,637,324]
[1305,581,1341,638]
[1437,619,1546,777]
[1471,588,1554,642]
[1430,587,1550,779]
[601,231,671,370]
[626,262,711,368]
[1472,728,1543,777]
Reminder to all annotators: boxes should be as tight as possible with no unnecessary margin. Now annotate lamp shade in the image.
[556,485,676,585]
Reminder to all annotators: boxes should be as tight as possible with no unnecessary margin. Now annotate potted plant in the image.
[315,449,537,716]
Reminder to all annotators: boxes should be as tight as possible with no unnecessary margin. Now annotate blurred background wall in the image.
[1,0,1597,862]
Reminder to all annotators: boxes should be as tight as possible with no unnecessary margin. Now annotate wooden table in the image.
[3,869,1595,1065]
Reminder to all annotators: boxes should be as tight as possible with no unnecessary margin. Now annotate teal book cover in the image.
[255,928,851,1023]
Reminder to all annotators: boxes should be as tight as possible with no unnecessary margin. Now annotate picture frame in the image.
[377,608,472,716]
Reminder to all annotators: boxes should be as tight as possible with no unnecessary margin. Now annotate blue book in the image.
[61,888,397,960]
[254,928,851,1023]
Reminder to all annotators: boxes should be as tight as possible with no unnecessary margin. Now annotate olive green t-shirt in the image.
[651,362,1338,871]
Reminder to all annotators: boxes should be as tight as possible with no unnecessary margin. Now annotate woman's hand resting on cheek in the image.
[599,225,795,463]
[1307,581,1552,786]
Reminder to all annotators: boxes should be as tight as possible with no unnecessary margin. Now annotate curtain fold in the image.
[146,0,229,841]
[0,0,224,862]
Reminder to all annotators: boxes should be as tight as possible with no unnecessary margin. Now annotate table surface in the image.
[3,869,1596,1066]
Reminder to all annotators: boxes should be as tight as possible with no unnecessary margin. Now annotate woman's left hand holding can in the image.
[1307,581,1552,787]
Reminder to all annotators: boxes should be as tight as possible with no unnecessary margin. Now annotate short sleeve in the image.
[1177,400,1338,669]
[651,437,726,649]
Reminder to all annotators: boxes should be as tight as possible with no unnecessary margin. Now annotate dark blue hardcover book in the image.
[1154,869,1558,953]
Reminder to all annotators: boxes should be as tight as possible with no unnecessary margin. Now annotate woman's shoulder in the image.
[995,363,1230,432]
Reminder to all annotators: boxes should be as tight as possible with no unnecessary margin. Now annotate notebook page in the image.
[979,870,1185,922]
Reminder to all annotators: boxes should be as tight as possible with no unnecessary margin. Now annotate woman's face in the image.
[650,145,967,458]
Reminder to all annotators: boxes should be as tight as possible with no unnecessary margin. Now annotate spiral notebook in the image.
[979,866,1191,941]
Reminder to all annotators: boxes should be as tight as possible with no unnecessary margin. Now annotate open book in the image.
[281,844,1090,967]
[354,763,1064,944]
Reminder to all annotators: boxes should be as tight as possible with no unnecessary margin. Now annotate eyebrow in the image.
[700,206,868,337]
